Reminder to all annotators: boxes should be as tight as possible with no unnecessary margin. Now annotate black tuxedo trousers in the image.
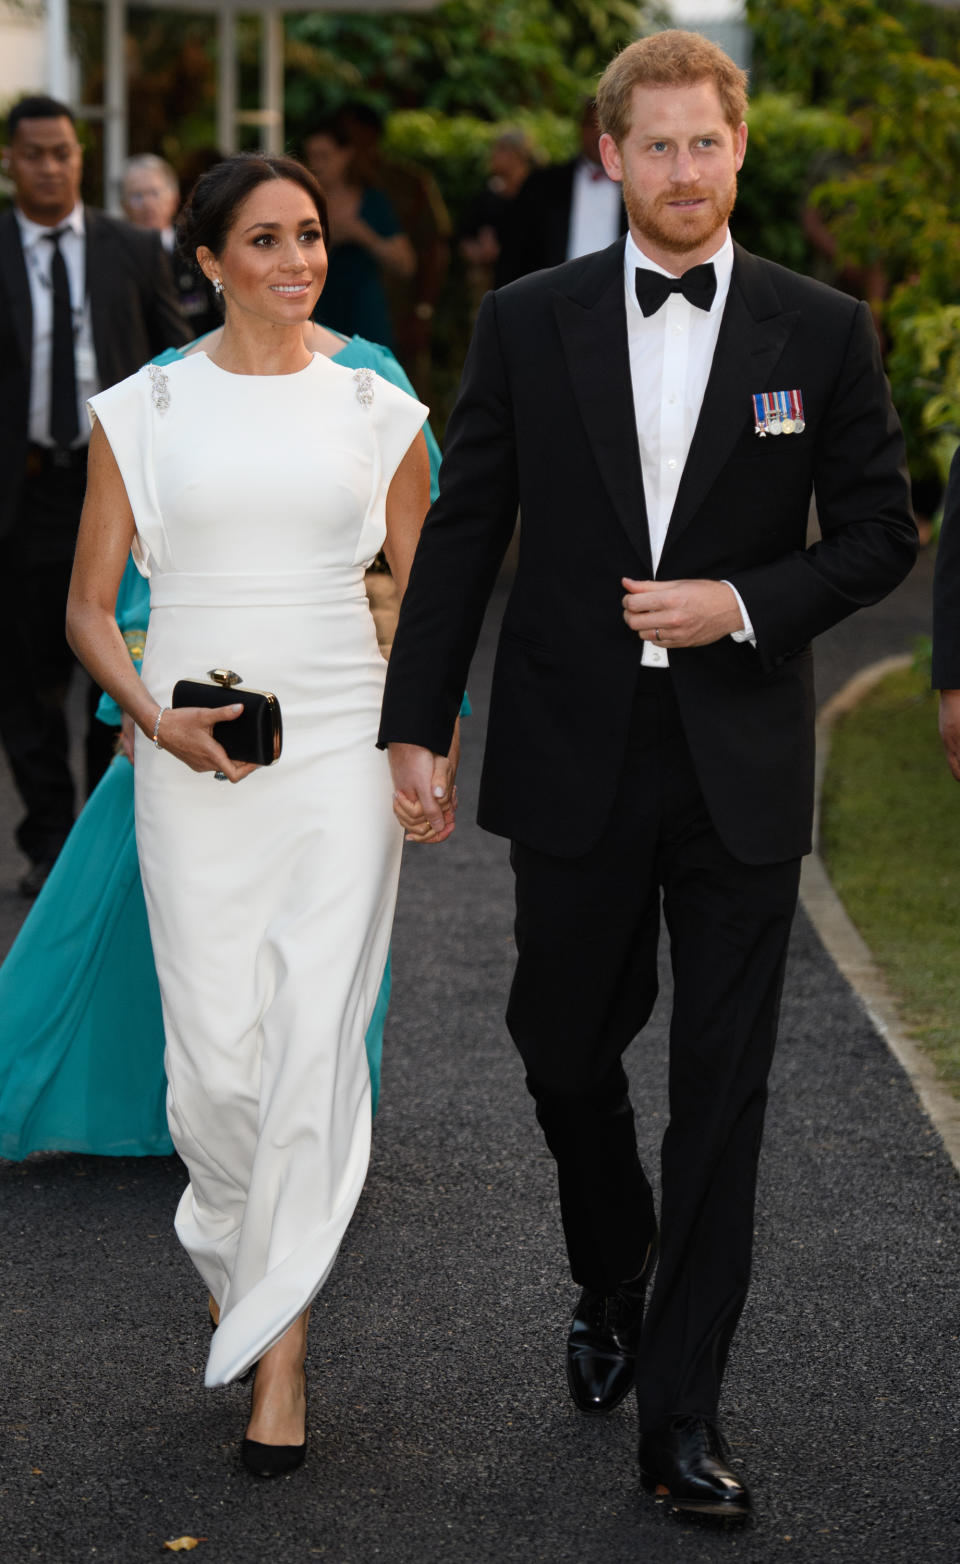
[508,668,800,1429]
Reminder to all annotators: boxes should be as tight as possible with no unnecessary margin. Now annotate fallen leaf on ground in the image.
[162,1539,206,1552]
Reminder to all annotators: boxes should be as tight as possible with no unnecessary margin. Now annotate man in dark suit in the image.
[496,98,627,286]
[379,31,916,1519]
[0,96,190,895]
[933,446,960,779]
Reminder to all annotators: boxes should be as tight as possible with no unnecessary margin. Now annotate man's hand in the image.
[388,740,458,843]
[938,689,960,782]
[622,578,744,647]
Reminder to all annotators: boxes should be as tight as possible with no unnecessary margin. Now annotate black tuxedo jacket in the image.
[379,239,917,865]
[0,207,191,537]
[932,443,960,689]
[496,160,628,287]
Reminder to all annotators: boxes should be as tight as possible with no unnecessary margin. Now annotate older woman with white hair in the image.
[121,153,181,241]
[122,152,221,336]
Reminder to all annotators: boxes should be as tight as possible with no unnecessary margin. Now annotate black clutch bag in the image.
[171,668,283,765]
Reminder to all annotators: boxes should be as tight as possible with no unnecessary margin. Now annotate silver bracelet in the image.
[152,706,169,749]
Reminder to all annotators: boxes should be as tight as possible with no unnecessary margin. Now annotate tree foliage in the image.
[887,302,960,489]
[285,1,656,129]
[733,93,856,273]
[747,0,960,491]
[746,0,960,299]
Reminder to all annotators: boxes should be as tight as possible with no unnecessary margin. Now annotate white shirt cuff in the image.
[722,581,756,646]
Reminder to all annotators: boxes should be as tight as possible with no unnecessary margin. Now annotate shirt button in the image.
[668,394,677,404]
[649,644,667,665]
[673,324,683,335]
[666,458,677,469]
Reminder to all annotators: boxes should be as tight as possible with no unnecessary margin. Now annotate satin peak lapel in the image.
[552,250,652,571]
[0,212,32,371]
[664,248,799,553]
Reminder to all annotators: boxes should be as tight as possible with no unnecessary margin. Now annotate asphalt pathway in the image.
[1,548,957,1564]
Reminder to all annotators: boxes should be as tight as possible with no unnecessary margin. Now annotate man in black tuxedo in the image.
[380,31,916,1518]
[933,446,960,780]
[0,96,189,895]
[496,98,627,286]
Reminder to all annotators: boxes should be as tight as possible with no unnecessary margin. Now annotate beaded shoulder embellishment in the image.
[146,364,170,412]
[354,366,375,409]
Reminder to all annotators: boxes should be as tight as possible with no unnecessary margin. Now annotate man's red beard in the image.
[622,170,737,258]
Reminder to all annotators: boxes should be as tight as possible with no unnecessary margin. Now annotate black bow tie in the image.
[634,262,717,317]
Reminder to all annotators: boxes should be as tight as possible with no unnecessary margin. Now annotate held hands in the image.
[622,578,744,648]
[938,690,960,782]
[152,703,259,784]
[388,727,460,844]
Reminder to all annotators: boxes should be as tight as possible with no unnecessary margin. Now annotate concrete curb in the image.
[801,655,960,1175]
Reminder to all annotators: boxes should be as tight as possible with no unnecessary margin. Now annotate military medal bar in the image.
[753,389,805,437]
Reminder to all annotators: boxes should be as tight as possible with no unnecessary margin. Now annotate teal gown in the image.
[0,334,445,1160]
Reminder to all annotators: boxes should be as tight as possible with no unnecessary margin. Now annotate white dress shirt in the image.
[16,203,100,448]
[566,160,623,261]
[624,229,753,667]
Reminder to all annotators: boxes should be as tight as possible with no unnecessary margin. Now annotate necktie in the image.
[634,261,717,318]
[43,227,79,449]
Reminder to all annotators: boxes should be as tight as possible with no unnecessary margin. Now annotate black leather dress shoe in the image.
[638,1415,752,1519]
[566,1243,657,1415]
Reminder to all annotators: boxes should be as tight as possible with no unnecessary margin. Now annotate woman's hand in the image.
[390,723,460,844]
[324,188,363,246]
[153,703,258,784]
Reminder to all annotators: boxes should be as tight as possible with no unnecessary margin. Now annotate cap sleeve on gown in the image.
[87,366,166,579]
[368,372,428,489]
[351,369,428,567]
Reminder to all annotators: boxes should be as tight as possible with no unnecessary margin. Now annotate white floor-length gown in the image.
[88,352,426,1385]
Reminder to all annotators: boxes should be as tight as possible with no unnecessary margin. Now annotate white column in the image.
[103,0,128,214]
[217,5,238,154]
[45,0,71,100]
[260,8,284,155]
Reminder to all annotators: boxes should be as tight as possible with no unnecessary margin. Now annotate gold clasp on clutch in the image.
[209,668,242,688]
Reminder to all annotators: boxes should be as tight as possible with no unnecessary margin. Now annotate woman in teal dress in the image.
[0,323,445,1160]
[303,123,415,352]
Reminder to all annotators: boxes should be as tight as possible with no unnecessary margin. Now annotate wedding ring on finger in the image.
[655,627,663,642]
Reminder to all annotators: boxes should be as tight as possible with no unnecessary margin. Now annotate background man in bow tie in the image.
[0,97,189,896]
[495,97,627,286]
[380,30,916,1519]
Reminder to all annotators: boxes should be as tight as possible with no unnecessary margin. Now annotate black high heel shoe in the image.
[241,1371,307,1479]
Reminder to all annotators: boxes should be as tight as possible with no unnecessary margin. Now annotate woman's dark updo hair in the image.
[176,151,330,270]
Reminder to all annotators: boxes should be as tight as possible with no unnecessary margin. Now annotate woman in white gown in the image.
[66,153,455,1477]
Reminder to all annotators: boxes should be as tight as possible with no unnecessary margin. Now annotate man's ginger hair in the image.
[596,30,749,145]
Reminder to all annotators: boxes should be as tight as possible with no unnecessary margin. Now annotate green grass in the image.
[821,664,960,1097]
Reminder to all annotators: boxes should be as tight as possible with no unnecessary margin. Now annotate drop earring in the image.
[212,278,223,296]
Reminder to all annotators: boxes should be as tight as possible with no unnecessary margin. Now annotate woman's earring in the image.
[212,278,223,296]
